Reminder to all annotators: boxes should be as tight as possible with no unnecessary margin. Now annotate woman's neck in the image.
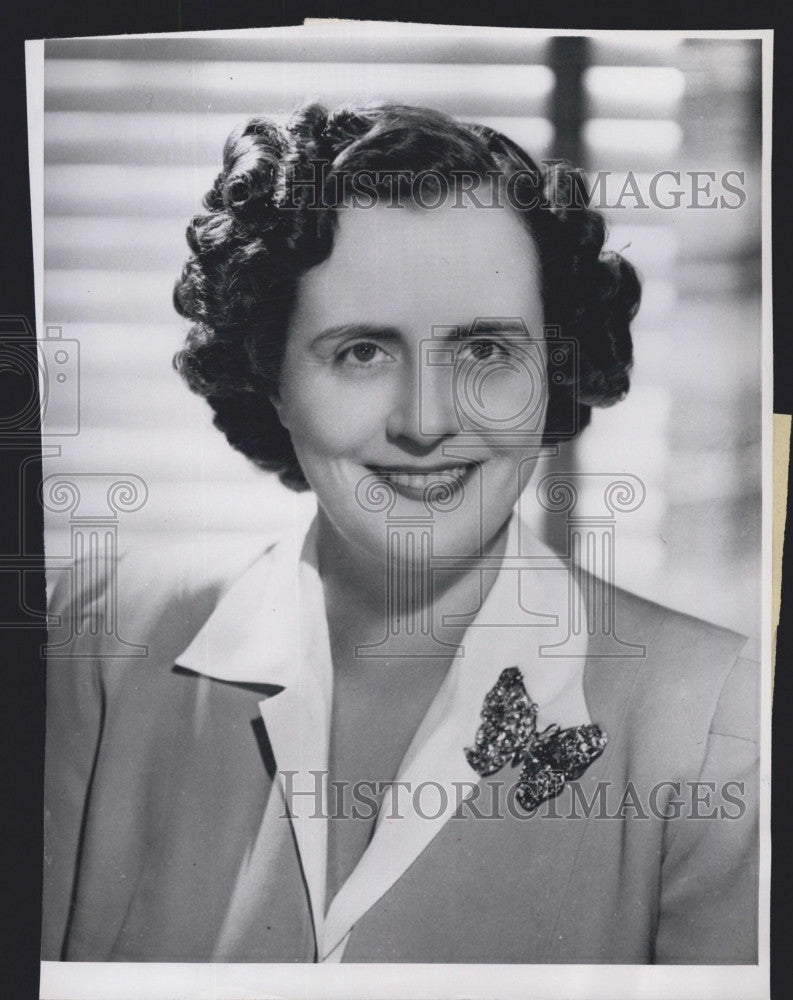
[315,506,513,659]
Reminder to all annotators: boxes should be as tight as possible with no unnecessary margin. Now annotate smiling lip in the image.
[368,463,477,496]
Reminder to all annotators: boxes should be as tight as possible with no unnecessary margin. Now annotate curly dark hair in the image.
[173,102,641,492]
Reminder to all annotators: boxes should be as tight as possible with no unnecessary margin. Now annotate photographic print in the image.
[28,20,770,999]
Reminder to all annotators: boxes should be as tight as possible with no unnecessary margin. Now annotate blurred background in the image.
[40,24,763,640]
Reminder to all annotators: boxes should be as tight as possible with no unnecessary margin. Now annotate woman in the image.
[43,103,758,965]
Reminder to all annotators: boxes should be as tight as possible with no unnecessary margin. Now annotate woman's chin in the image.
[324,508,512,570]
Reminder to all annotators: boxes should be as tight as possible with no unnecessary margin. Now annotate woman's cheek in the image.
[289,379,386,457]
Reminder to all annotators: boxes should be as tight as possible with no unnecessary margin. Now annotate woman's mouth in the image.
[367,463,478,499]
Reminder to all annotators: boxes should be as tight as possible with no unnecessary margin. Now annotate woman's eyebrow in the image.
[460,318,532,338]
[309,319,532,348]
[310,323,402,345]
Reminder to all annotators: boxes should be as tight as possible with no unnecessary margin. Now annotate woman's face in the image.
[272,199,548,565]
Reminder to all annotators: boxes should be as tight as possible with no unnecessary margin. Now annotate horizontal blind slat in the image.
[45,60,554,115]
[583,66,685,119]
[45,164,217,216]
[44,111,554,165]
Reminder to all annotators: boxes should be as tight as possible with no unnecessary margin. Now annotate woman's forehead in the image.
[330,199,537,264]
[291,202,542,338]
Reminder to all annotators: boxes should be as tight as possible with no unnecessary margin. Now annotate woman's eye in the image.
[351,343,378,363]
[462,339,505,361]
[338,341,391,367]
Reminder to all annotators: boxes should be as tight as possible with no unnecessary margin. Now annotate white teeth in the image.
[379,466,472,491]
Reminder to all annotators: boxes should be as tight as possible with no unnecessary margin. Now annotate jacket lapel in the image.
[175,516,333,957]
[256,677,330,949]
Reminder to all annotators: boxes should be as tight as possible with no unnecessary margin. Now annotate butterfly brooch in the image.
[464,666,607,812]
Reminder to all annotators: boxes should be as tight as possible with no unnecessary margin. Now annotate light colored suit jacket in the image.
[42,525,759,965]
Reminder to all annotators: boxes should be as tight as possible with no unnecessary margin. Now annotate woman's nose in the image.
[385,356,461,446]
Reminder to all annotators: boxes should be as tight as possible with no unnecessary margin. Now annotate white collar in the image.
[176,513,322,687]
[176,510,590,960]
